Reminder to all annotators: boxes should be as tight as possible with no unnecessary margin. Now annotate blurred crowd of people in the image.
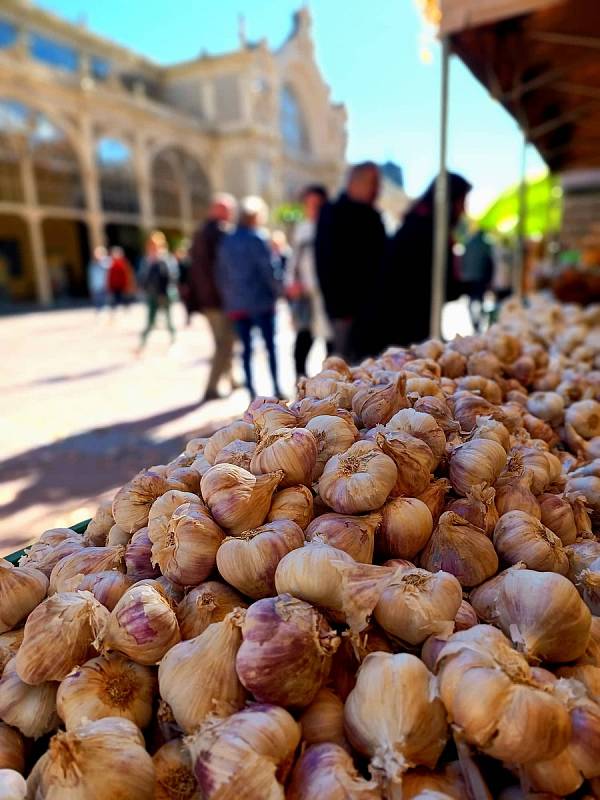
[87,161,510,402]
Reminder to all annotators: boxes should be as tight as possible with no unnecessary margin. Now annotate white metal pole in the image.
[514,134,528,297]
[430,35,450,340]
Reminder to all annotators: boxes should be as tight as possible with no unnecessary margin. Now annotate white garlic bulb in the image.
[0,769,26,800]
[288,743,380,799]
[0,657,59,739]
[250,427,318,488]
[112,468,170,534]
[493,510,569,573]
[176,581,247,640]
[0,562,48,634]
[318,441,397,515]
[200,464,283,534]
[153,739,200,800]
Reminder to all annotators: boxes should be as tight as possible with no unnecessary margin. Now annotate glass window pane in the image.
[96,137,139,214]
[0,19,17,49]
[280,85,309,155]
[30,33,79,72]
[91,56,110,81]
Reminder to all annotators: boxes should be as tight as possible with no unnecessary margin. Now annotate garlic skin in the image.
[83,500,114,546]
[185,436,208,457]
[306,414,359,479]
[28,716,155,800]
[153,739,200,800]
[448,439,507,497]
[112,468,170,534]
[378,498,433,560]
[344,652,448,792]
[250,427,318,488]
[469,414,511,452]
[386,408,446,467]
[448,390,497,432]
[213,439,257,470]
[352,374,408,428]
[76,571,135,611]
[299,688,347,748]
[413,396,460,436]
[248,402,298,438]
[480,568,592,662]
[216,519,304,599]
[275,542,395,633]
[374,566,462,645]
[421,512,498,588]
[318,441,397,514]
[94,583,180,665]
[187,704,301,800]
[19,533,84,577]
[376,431,433,497]
[526,391,565,426]
[566,540,600,582]
[0,769,26,800]
[0,657,59,738]
[266,485,314,529]
[565,399,600,439]
[16,591,108,685]
[577,558,600,615]
[305,512,380,563]
[153,501,224,587]
[56,652,155,730]
[159,610,246,734]
[493,510,569,573]
[204,421,256,465]
[288,743,381,800]
[436,625,571,763]
[0,723,24,773]
[147,490,200,547]
[200,464,283,534]
[0,631,23,676]
[176,581,247,640]
[446,483,498,537]
[494,456,541,518]
[439,349,467,379]
[0,563,48,634]
[106,524,131,546]
[417,479,451,524]
[235,594,339,707]
[537,492,577,545]
[125,527,160,581]
[291,395,340,426]
[49,546,125,594]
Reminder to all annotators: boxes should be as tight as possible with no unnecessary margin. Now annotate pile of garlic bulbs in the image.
[2,295,600,799]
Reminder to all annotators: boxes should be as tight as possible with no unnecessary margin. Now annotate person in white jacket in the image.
[286,185,332,378]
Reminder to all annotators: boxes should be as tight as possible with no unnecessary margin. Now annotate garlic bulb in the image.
[217,519,304,599]
[153,739,200,800]
[352,374,408,428]
[49,545,125,594]
[493,511,569,573]
[248,402,298,438]
[576,558,600,615]
[305,512,381,563]
[266,484,313,529]
[186,704,301,800]
[137,575,184,606]
[512,444,559,495]
[200,464,283,534]
[77,570,135,611]
[537,492,577,545]
[125,527,160,581]
[306,414,359,479]
[56,652,155,730]
[417,479,451,524]
[565,399,600,439]
[378,498,433,559]
[436,625,571,762]
[159,610,246,733]
[374,566,462,645]
[213,439,256,470]
[166,466,201,494]
[275,542,394,632]
[448,439,507,497]
[566,540,600,581]
[558,663,600,696]
[83,500,114,546]
[0,657,59,738]
[481,568,591,662]
[19,534,84,577]
[185,436,208,457]
[147,490,200,546]
[344,652,448,793]
[236,594,339,707]
[299,688,347,748]
[250,427,317,488]
[421,512,498,588]
[0,563,48,634]
[152,501,224,587]
[448,391,497,432]
[406,376,445,399]
[288,743,381,800]
[176,581,247,640]
[455,599,478,631]
[526,391,564,426]
[401,764,467,800]
[376,431,433,497]
[456,376,502,404]
[0,769,25,800]
[0,723,24,773]
[386,408,446,467]
[112,468,170,534]
[28,716,155,799]
[413,396,460,436]
[291,394,340,425]
[494,456,541,518]
[446,484,498,536]
[318,441,397,514]
[0,631,23,676]
[566,474,600,513]
[204,421,256,465]
[523,412,559,445]
[469,414,511,452]
[106,524,131,546]
[16,591,108,685]
[439,349,467,379]
[467,350,502,379]
[95,583,180,665]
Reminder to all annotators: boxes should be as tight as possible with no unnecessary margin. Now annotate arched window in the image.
[96,137,139,214]
[0,99,83,207]
[151,149,182,220]
[183,154,211,220]
[279,85,310,156]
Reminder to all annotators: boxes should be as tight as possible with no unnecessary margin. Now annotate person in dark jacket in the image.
[384,173,472,347]
[315,162,386,361]
[189,193,237,403]
[462,228,494,332]
[216,196,283,400]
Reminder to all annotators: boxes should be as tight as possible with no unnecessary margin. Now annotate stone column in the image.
[79,116,105,252]
[21,150,52,304]
[133,134,153,235]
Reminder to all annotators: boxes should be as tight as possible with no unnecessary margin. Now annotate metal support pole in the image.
[430,36,450,340]
[514,134,528,297]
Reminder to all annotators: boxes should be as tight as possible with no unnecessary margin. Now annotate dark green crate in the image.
[4,519,91,566]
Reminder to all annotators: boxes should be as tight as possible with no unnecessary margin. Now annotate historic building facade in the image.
[0,1,347,303]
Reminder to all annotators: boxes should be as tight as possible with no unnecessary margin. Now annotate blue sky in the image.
[36,0,545,213]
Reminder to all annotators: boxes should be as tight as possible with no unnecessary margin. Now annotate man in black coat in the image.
[315,162,387,361]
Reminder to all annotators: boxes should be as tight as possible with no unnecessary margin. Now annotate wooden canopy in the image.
[440,0,600,171]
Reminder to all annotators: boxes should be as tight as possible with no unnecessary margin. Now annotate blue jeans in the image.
[233,311,280,398]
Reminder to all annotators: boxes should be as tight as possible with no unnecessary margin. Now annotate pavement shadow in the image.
[0,401,227,531]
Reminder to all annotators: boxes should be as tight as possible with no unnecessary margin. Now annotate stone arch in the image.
[96,136,139,215]
[150,145,211,224]
[279,83,311,156]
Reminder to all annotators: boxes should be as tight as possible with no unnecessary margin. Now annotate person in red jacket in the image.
[107,247,130,308]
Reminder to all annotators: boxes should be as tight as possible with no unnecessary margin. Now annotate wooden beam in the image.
[526,102,595,140]
[531,31,600,50]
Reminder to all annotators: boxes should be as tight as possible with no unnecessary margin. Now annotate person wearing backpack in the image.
[138,230,179,349]
[107,247,130,309]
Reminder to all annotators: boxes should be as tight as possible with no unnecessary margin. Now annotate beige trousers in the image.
[205,309,235,394]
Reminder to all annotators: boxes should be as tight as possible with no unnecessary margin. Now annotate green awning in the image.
[476,172,562,237]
